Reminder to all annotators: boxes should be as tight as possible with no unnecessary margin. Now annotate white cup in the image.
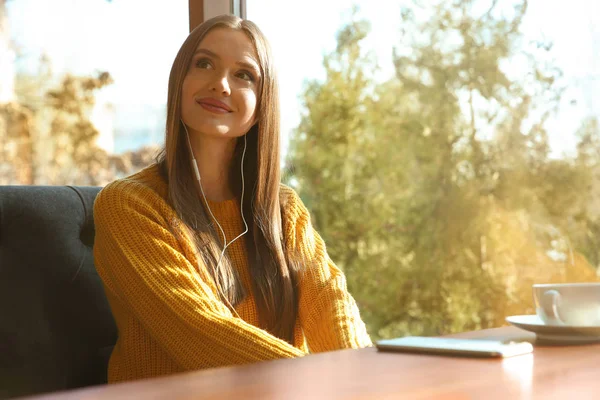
[533,283,600,326]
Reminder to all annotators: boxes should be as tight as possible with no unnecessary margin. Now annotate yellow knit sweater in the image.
[93,164,372,383]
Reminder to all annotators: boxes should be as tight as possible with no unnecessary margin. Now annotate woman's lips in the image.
[196,98,232,114]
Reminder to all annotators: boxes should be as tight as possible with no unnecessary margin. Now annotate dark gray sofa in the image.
[0,185,116,399]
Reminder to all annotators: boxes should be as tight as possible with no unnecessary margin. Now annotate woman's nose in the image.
[211,74,231,96]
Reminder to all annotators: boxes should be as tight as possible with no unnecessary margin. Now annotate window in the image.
[247,0,600,338]
[1,0,189,185]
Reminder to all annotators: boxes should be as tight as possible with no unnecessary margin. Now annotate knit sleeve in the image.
[93,180,304,371]
[281,186,372,352]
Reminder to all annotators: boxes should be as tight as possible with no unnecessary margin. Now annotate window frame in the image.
[189,0,247,31]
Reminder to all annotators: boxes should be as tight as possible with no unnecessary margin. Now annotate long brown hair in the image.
[156,15,299,343]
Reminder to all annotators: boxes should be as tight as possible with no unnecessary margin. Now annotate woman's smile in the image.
[196,97,233,114]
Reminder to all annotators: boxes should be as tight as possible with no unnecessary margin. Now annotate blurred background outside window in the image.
[0,0,188,185]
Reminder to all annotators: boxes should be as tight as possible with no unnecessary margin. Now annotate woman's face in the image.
[181,27,261,139]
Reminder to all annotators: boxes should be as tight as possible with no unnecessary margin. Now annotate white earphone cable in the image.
[183,121,248,319]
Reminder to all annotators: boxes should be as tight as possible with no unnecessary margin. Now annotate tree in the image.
[572,118,600,269]
[288,0,598,340]
[0,0,145,186]
[1,0,158,186]
[0,0,114,102]
[45,71,114,185]
[2,64,158,185]
[1,68,113,185]
[0,102,32,183]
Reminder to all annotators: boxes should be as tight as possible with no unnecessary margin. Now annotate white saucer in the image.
[506,315,600,344]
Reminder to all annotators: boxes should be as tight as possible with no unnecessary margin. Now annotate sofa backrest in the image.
[0,185,117,398]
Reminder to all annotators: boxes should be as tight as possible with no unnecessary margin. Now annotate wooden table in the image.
[25,327,600,400]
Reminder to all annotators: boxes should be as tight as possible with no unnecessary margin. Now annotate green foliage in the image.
[287,0,599,340]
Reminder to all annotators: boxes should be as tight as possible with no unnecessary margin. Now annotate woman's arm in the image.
[93,180,304,371]
[281,187,373,352]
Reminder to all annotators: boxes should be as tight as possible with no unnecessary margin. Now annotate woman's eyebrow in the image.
[194,48,219,58]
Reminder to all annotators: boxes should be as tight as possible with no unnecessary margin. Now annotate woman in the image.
[93,14,371,383]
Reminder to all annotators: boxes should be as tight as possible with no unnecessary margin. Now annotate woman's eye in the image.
[196,59,212,69]
[237,71,255,82]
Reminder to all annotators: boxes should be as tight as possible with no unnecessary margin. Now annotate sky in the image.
[5,0,600,157]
